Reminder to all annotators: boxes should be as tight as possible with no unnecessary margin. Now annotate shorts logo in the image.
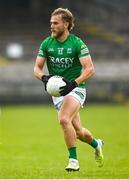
[75,91,84,100]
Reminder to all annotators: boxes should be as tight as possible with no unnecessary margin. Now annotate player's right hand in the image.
[41,75,53,90]
[59,79,78,96]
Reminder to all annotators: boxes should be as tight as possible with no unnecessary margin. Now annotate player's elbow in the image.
[90,66,95,77]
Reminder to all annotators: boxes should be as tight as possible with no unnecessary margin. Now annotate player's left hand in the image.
[41,74,53,90]
[59,79,78,96]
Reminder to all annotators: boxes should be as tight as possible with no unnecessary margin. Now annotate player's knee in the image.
[59,115,70,127]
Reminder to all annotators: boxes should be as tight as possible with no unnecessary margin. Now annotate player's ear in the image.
[64,21,69,29]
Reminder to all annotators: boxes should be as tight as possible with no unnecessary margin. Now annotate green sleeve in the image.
[77,38,90,58]
[37,38,48,58]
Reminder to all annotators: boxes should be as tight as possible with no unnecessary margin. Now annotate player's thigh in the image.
[58,95,80,122]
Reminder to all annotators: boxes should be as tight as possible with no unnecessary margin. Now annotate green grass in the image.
[0,104,129,179]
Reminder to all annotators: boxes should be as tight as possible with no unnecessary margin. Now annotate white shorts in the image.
[52,87,86,111]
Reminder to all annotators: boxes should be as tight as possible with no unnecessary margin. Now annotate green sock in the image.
[68,147,77,159]
[90,138,98,148]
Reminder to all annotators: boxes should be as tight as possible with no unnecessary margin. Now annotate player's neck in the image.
[57,31,69,42]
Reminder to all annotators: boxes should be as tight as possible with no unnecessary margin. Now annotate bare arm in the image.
[34,56,46,80]
[59,55,95,96]
[75,55,95,84]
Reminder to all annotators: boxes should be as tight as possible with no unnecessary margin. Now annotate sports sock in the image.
[68,147,77,159]
[90,138,98,148]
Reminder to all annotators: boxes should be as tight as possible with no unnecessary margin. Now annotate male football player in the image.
[34,8,104,171]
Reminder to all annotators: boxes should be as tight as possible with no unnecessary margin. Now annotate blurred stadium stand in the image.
[0,0,129,104]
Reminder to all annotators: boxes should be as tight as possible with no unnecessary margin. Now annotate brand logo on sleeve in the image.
[38,49,44,56]
[80,47,89,55]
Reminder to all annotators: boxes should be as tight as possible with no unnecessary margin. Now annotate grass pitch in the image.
[0,104,128,179]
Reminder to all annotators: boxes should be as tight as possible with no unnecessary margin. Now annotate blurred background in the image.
[0,1,129,178]
[0,0,129,105]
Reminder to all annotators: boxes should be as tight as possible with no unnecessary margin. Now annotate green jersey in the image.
[38,34,90,88]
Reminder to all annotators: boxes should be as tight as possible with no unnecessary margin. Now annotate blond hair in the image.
[51,8,74,31]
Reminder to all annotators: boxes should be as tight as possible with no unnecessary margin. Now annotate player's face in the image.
[50,15,68,38]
